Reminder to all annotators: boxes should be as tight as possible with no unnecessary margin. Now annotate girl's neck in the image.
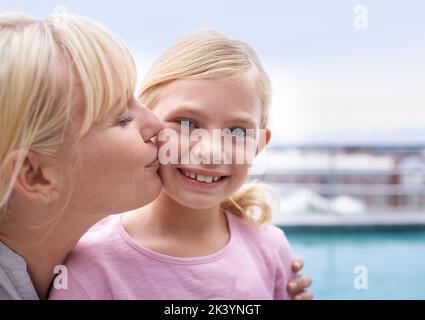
[151,192,224,235]
[123,191,230,257]
[0,210,106,299]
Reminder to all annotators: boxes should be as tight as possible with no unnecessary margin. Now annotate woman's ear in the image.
[2,150,60,204]
[256,128,271,155]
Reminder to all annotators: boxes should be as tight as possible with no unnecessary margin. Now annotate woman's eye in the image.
[117,115,134,127]
[177,119,198,129]
[224,128,247,137]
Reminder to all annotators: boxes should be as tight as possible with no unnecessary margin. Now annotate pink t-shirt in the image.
[49,212,295,300]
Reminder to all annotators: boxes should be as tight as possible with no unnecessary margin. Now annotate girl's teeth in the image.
[182,170,222,184]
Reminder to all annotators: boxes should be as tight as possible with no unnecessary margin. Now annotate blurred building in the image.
[259,137,425,213]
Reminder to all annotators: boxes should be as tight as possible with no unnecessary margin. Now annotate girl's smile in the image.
[176,167,230,190]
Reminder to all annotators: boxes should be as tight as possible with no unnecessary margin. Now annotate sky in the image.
[1,0,424,145]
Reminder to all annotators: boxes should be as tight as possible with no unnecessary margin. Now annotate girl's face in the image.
[67,91,164,215]
[150,78,267,209]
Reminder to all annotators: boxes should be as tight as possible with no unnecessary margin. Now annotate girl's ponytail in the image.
[220,182,279,227]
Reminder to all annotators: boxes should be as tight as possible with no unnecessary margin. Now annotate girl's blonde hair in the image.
[0,12,136,221]
[138,30,278,226]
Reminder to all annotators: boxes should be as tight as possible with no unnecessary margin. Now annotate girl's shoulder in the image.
[227,212,289,252]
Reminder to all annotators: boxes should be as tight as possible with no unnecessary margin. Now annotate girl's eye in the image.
[117,115,134,127]
[177,118,198,129]
[224,128,247,137]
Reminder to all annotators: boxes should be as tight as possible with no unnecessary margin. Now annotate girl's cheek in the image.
[245,136,258,166]
[157,129,181,165]
[235,164,250,178]
[179,131,192,164]
[230,141,255,165]
[228,165,250,191]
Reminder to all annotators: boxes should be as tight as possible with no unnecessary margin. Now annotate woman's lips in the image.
[146,157,159,168]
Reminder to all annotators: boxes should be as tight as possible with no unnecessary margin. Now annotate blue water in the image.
[283,228,425,300]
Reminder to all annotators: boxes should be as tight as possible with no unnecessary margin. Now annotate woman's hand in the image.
[288,256,314,300]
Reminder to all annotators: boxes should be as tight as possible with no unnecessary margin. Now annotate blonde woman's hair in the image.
[0,12,136,221]
[138,30,278,226]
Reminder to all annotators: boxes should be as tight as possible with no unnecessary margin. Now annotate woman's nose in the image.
[138,104,164,142]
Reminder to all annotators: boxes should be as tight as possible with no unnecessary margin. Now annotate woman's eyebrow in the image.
[110,96,127,116]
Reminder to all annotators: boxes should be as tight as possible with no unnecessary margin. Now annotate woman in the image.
[0,12,312,300]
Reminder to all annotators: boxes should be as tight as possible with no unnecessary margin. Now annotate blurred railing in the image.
[257,166,425,213]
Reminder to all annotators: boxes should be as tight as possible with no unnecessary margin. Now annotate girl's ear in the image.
[2,150,60,204]
[256,128,271,155]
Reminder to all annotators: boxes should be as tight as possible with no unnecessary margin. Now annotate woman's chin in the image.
[139,175,163,207]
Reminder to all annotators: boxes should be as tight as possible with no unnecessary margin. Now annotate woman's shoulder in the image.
[65,214,124,266]
[81,214,121,240]
[50,214,130,300]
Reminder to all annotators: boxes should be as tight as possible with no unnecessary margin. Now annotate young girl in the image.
[49,31,308,300]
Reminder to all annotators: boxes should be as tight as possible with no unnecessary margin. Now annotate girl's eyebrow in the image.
[227,117,256,128]
[166,105,257,127]
[166,105,206,120]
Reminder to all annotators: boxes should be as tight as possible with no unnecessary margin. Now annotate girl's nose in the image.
[190,130,224,165]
